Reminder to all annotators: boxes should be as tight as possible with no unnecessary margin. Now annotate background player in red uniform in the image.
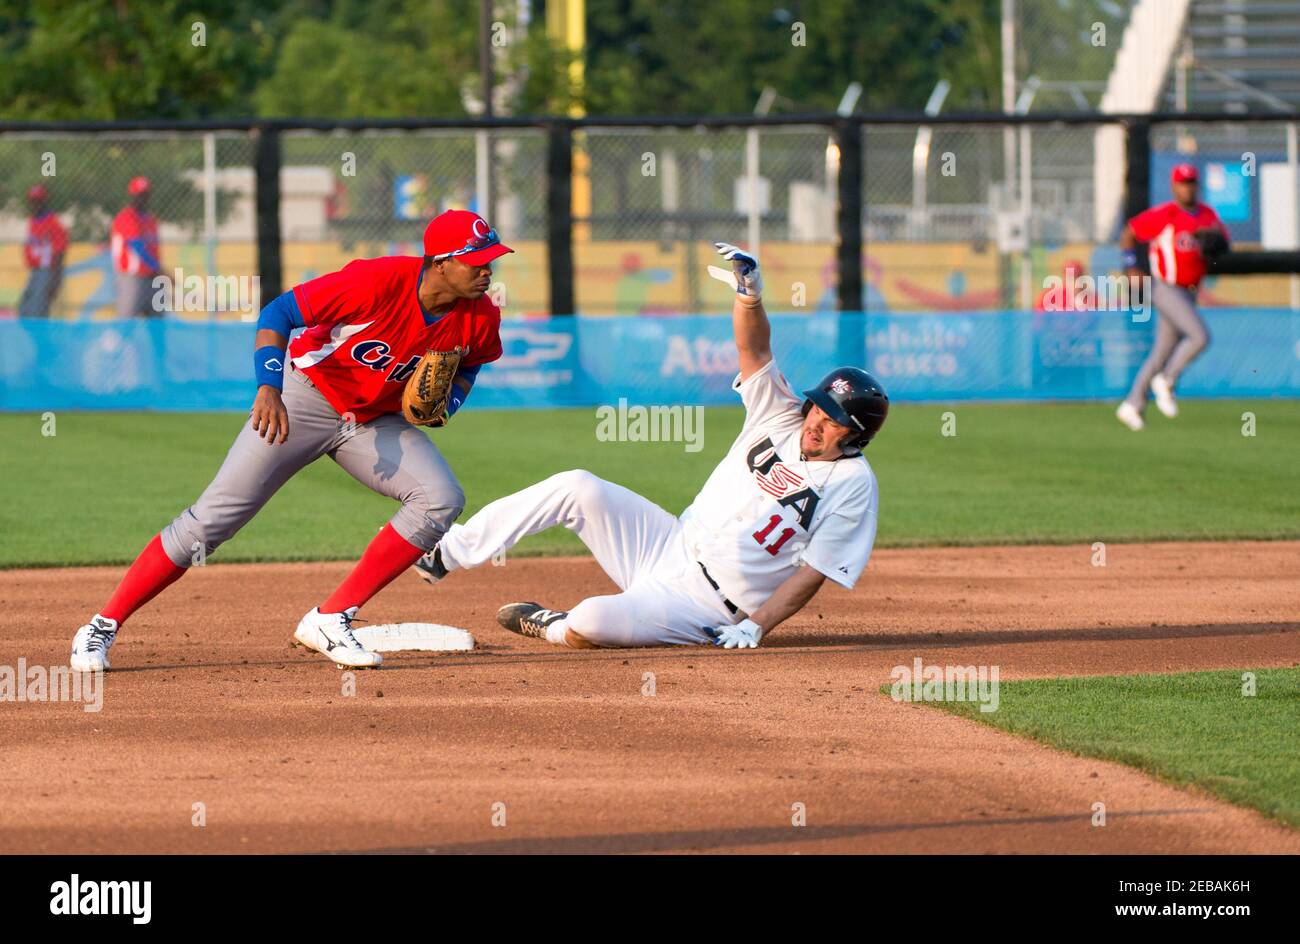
[110,176,163,317]
[70,209,509,670]
[1116,163,1229,431]
[18,184,68,318]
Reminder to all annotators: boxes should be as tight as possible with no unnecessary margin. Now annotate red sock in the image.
[100,534,187,625]
[320,524,425,614]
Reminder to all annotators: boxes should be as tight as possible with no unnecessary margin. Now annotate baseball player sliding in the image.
[70,210,510,671]
[412,242,889,649]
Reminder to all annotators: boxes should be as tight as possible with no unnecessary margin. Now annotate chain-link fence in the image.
[1,113,1297,322]
[578,124,835,314]
[1014,0,1134,112]
[0,131,257,320]
[863,122,1108,311]
[279,128,551,314]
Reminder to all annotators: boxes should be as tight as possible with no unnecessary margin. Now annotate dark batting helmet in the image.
[802,367,889,455]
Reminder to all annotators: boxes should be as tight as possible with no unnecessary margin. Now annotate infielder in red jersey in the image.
[70,210,510,670]
[1115,163,1229,431]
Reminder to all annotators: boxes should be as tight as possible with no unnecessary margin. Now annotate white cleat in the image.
[1150,373,1178,418]
[293,607,382,668]
[70,615,119,672]
[1116,402,1145,431]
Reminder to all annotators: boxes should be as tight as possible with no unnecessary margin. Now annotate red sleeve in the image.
[292,258,395,328]
[1128,204,1166,242]
[53,219,69,254]
[464,297,503,367]
[110,210,133,240]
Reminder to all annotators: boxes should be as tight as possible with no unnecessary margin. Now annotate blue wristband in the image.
[255,345,286,390]
[445,364,480,417]
[1121,249,1138,267]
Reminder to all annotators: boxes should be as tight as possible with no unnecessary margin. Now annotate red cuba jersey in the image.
[25,212,69,269]
[1128,201,1227,288]
[109,207,160,275]
[288,256,502,422]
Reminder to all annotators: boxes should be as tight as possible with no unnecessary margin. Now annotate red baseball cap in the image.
[26,184,49,201]
[422,209,512,266]
[1171,163,1199,184]
[128,176,152,195]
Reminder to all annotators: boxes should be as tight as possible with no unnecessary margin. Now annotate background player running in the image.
[1116,163,1229,431]
[413,242,889,649]
[71,210,510,670]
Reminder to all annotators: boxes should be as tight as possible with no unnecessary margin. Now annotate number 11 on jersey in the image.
[752,514,796,556]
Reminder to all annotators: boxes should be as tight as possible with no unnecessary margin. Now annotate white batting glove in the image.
[708,242,763,301]
[708,618,763,649]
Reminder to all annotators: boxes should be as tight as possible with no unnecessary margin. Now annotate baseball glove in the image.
[401,346,464,427]
[1195,227,1230,261]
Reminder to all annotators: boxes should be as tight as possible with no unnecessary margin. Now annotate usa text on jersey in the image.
[746,435,820,530]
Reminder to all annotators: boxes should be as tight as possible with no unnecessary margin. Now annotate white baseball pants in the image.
[438,470,738,647]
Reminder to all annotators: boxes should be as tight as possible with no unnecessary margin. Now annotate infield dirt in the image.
[2,540,1297,854]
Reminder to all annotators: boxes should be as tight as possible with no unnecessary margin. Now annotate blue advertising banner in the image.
[1,309,1297,412]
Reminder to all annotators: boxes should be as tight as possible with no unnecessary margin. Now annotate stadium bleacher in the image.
[1170,0,1300,110]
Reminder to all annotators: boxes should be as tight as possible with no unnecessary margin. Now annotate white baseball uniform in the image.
[437,357,879,646]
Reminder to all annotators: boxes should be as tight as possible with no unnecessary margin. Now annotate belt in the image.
[697,562,740,616]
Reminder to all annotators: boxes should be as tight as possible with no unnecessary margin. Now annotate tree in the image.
[0,0,271,120]
[0,0,1023,121]
[581,0,1003,115]
[254,1,474,118]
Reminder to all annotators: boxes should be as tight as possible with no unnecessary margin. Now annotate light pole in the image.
[476,0,495,222]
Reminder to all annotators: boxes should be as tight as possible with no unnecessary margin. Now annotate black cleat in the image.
[411,546,448,585]
[496,602,568,640]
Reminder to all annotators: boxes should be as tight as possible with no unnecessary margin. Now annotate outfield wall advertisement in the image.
[1,309,1297,412]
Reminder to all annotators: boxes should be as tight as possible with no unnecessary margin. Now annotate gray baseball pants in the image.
[18,267,61,317]
[1124,280,1210,409]
[160,366,464,568]
[116,272,159,318]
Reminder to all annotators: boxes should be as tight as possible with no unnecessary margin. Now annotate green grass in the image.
[3,399,1299,567]
[906,667,1300,828]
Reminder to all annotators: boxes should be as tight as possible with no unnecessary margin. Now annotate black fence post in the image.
[254,124,283,302]
[835,119,863,313]
[547,121,575,316]
[1123,118,1151,232]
